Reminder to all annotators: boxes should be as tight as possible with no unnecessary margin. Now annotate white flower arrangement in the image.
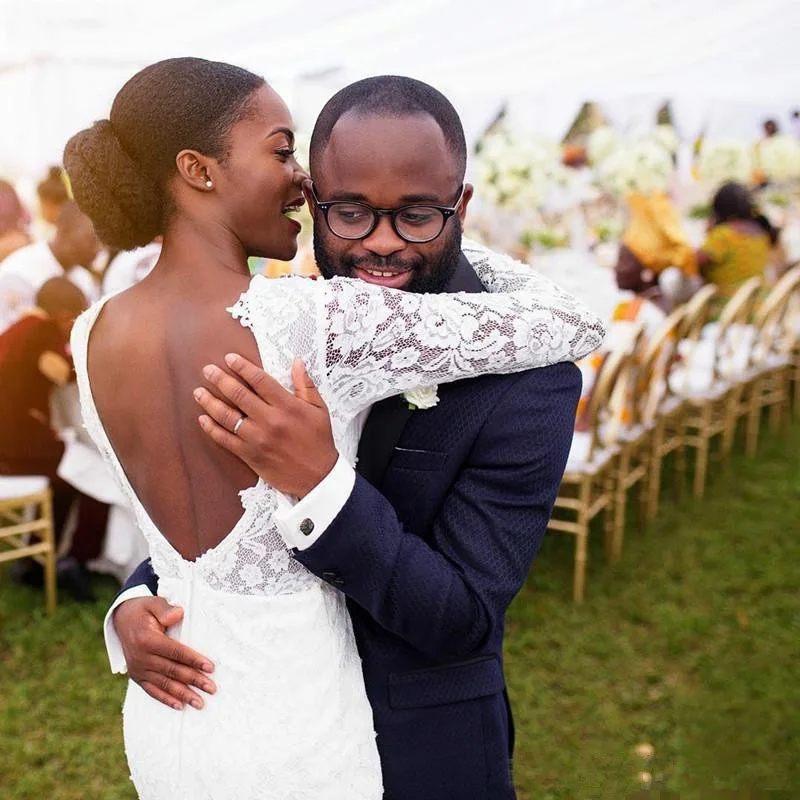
[475,129,570,212]
[697,139,753,185]
[597,139,673,196]
[756,134,800,183]
[644,124,680,156]
[587,126,622,166]
[403,386,439,411]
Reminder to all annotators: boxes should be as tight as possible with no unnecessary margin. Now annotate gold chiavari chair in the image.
[638,305,688,521]
[737,266,800,454]
[673,277,763,499]
[549,334,640,603]
[0,477,57,612]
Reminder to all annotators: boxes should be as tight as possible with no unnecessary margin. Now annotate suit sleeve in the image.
[102,558,160,673]
[293,362,580,660]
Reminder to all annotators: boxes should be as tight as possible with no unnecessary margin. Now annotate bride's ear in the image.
[175,149,217,192]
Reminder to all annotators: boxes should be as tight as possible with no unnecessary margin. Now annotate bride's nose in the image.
[292,161,309,185]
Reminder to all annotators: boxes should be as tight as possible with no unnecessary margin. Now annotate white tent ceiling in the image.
[1,0,799,178]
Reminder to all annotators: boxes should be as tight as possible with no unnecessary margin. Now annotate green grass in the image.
[2,426,799,799]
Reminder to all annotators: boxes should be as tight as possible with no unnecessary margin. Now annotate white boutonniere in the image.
[403,386,439,411]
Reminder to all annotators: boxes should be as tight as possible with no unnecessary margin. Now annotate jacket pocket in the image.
[390,447,448,472]
[388,655,504,710]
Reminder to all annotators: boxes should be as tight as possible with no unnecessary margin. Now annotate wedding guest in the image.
[0,180,31,263]
[617,191,697,298]
[791,110,800,140]
[762,119,780,139]
[36,166,71,233]
[0,277,107,600]
[0,201,99,332]
[698,182,777,310]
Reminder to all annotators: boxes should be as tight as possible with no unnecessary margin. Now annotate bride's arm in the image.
[237,245,603,418]
[317,243,603,414]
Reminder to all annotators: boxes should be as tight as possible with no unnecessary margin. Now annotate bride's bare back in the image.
[88,270,261,560]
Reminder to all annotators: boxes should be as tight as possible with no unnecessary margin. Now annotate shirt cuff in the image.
[274,454,355,551]
[104,584,155,674]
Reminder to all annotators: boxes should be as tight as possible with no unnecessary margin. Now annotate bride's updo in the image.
[64,57,264,250]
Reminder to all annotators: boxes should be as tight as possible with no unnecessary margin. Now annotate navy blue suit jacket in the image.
[120,257,581,799]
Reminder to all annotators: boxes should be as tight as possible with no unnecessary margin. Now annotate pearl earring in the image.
[205,179,213,189]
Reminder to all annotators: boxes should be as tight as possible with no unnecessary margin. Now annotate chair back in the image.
[635,305,687,426]
[751,266,800,366]
[679,284,718,343]
[584,325,643,461]
[712,277,763,382]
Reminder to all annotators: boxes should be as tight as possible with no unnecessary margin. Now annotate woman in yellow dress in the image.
[698,182,778,309]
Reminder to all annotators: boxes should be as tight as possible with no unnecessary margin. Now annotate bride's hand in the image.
[194,354,338,498]
[114,596,216,711]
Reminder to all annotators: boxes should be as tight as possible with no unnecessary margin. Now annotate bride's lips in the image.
[353,266,414,289]
[281,196,305,235]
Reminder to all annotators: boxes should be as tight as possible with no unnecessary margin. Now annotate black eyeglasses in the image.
[310,184,465,243]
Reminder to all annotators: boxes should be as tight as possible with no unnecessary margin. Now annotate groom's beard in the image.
[313,217,463,295]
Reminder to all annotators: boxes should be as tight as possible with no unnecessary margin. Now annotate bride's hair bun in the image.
[63,119,162,250]
[63,58,265,251]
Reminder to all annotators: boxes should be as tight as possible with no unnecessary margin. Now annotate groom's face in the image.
[309,111,473,294]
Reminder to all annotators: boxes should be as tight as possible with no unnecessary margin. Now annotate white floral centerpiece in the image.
[475,129,569,212]
[644,124,680,156]
[597,139,673,196]
[473,127,575,254]
[756,134,800,183]
[587,125,622,167]
[697,139,753,185]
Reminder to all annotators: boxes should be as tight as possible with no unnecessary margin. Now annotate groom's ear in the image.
[458,183,474,224]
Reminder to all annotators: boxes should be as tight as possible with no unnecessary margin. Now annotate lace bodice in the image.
[71,238,603,597]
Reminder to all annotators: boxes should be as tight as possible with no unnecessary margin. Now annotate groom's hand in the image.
[194,354,338,498]
[114,597,216,710]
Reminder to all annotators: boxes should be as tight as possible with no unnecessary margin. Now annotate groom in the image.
[106,77,584,799]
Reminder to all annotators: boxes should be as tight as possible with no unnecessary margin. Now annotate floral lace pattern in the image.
[230,236,605,462]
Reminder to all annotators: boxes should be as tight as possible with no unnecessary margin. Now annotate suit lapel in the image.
[356,395,414,487]
[355,253,484,487]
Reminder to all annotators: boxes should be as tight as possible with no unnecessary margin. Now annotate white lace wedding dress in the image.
[71,238,603,800]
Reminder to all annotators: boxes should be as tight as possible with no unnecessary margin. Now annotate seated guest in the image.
[0,200,99,333]
[698,182,778,310]
[34,166,71,239]
[0,278,108,600]
[617,191,698,300]
[0,180,31,263]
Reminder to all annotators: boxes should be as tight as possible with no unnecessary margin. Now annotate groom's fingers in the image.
[139,679,197,711]
[194,388,246,437]
[201,364,269,418]
[291,360,326,409]
[223,353,292,406]
[198,414,244,457]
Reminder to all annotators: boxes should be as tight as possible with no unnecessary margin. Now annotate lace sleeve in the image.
[233,245,604,422]
[321,241,603,417]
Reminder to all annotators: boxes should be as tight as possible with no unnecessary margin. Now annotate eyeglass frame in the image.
[308,183,467,243]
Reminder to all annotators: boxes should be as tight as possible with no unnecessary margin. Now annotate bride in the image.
[64,58,602,799]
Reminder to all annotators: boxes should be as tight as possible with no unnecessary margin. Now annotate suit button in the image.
[299,518,315,536]
[332,578,346,587]
[321,571,338,582]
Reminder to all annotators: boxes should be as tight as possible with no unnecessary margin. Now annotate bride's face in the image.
[213,85,308,261]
